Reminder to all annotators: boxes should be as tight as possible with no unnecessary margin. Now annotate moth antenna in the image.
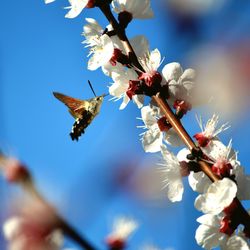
[88,80,97,97]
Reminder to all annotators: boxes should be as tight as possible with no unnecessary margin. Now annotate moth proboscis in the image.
[53,84,106,141]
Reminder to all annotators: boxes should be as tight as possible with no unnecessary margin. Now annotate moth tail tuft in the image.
[70,118,88,141]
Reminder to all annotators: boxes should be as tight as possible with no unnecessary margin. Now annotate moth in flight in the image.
[53,81,106,141]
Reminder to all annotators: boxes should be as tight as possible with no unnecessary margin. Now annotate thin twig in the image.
[22,181,97,250]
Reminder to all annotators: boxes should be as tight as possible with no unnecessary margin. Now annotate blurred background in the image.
[0,0,250,249]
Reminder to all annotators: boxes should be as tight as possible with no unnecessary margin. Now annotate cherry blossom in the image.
[162,62,196,105]
[196,214,250,250]
[195,213,227,249]
[139,105,182,152]
[112,0,154,19]
[194,114,230,147]
[65,0,94,19]
[138,49,163,88]
[84,33,114,71]
[106,217,138,249]
[109,66,144,109]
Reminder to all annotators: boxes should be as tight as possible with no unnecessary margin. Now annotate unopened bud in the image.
[3,159,31,183]
[106,237,126,250]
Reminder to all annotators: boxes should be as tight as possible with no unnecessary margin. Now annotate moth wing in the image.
[53,92,90,117]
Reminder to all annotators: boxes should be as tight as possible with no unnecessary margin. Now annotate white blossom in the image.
[84,34,114,71]
[195,178,237,215]
[195,213,227,249]
[65,0,89,19]
[112,0,154,19]
[139,49,162,73]
[196,214,250,250]
[109,67,143,109]
[108,217,138,241]
[197,114,230,140]
[162,62,195,104]
[202,139,234,163]
[82,18,103,39]
[139,105,182,152]
[158,145,184,202]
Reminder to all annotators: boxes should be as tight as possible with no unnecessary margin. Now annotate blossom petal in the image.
[88,34,114,71]
[65,0,88,18]
[223,235,250,250]
[188,171,211,193]
[162,62,183,82]
[142,128,162,153]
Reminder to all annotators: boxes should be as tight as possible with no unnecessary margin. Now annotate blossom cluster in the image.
[46,0,250,249]
[2,0,250,249]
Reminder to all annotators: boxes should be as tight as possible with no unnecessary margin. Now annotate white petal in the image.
[3,217,23,240]
[109,217,138,240]
[223,235,250,250]
[65,0,88,19]
[164,128,183,147]
[130,35,149,58]
[119,94,130,110]
[162,62,183,82]
[140,105,158,127]
[88,35,114,71]
[150,49,161,71]
[195,178,237,214]
[133,95,144,109]
[142,129,162,153]
[167,178,184,202]
[109,81,127,98]
[196,214,221,228]
[176,148,190,162]
[180,68,196,90]
[45,0,56,3]
[188,171,211,193]
[195,224,226,249]
[160,146,184,202]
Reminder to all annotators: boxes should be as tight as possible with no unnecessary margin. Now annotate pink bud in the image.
[3,159,30,183]
[106,237,126,250]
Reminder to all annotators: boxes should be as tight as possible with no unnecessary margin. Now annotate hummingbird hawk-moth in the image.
[53,82,105,141]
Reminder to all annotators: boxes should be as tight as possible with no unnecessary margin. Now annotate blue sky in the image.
[1,1,250,249]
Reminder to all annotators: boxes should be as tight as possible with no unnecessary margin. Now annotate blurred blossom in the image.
[165,0,225,15]
[3,199,62,250]
[106,217,138,250]
[190,45,250,118]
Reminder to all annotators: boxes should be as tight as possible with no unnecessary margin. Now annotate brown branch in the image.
[0,154,96,250]
[97,1,145,72]
[97,0,250,235]
[152,94,250,231]
[22,181,97,250]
